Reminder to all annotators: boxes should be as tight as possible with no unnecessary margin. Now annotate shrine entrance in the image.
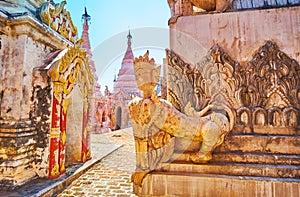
[116,107,122,130]
[65,85,83,166]
[47,44,94,179]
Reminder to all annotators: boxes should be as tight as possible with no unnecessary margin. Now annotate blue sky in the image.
[64,0,171,91]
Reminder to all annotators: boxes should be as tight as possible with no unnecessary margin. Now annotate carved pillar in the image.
[49,82,63,179]
[88,92,97,132]
[86,91,94,160]
[59,97,68,174]
[81,99,90,162]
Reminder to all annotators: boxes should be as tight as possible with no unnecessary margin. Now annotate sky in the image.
[64,0,171,92]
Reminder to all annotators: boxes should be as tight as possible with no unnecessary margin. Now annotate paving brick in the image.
[56,128,137,197]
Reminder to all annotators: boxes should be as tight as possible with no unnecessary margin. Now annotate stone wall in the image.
[0,35,26,120]
[0,33,55,188]
[0,27,56,121]
[0,6,68,187]
[23,36,53,119]
[31,68,52,178]
[0,119,37,190]
[169,6,300,66]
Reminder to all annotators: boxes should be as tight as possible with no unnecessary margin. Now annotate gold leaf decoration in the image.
[38,1,78,43]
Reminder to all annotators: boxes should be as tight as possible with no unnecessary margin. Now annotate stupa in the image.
[109,31,141,130]
[113,31,140,95]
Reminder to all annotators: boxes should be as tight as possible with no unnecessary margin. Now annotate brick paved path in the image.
[56,128,137,197]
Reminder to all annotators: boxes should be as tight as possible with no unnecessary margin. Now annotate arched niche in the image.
[47,44,94,179]
[253,107,267,127]
[116,106,122,130]
[65,85,83,166]
[283,107,299,127]
[236,107,251,125]
[268,107,283,127]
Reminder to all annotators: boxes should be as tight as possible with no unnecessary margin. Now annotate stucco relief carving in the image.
[129,51,232,185]
[38,1,78,43]
[168,41,300,132]
[245,41,299,109]
[237,41,300,131]
[48,43,94,99]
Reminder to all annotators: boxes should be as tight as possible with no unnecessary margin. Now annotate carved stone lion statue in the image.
[192,0,232,12]
[168,0,232,12]
[128,51,233,185]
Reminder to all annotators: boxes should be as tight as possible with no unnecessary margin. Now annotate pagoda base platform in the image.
[134,171,300,197]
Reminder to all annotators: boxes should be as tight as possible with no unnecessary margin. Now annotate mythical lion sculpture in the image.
[191,0,233,12]
[168,0,232,13]
[129,51,233,185]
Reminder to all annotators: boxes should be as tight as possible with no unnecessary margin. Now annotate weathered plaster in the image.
[170,6,300,66]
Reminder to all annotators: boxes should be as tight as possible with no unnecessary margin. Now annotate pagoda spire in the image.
[82,7,91,31]
[81,6,91,49]
[113,30,139,95]
[127,29,132,47]
[81,6,97,80]
[122,30,134,65]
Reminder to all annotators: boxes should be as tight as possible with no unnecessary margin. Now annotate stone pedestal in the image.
[131,5,300,197]
[135,173,300,197]
[133,126,300,196]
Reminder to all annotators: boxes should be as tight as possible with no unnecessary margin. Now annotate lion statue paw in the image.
[131,171,150,186]
[189,152,212,163]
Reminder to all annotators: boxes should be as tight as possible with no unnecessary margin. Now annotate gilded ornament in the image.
[60,162,65,172]
[63,82,74,96]
[133,50,160,98]
[51,162,59,176]
[38,1,78,43]
[48,44,94,98]
[50,130,60,138]
[86,151,91,158]
[62,98,69,114]
[53,82,64,103]
[61,131,67,145]
[190,0,216,11]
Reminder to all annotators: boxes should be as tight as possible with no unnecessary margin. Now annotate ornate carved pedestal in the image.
[129,9,300,194]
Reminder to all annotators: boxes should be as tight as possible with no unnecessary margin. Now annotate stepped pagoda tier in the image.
[113,31,140,96]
